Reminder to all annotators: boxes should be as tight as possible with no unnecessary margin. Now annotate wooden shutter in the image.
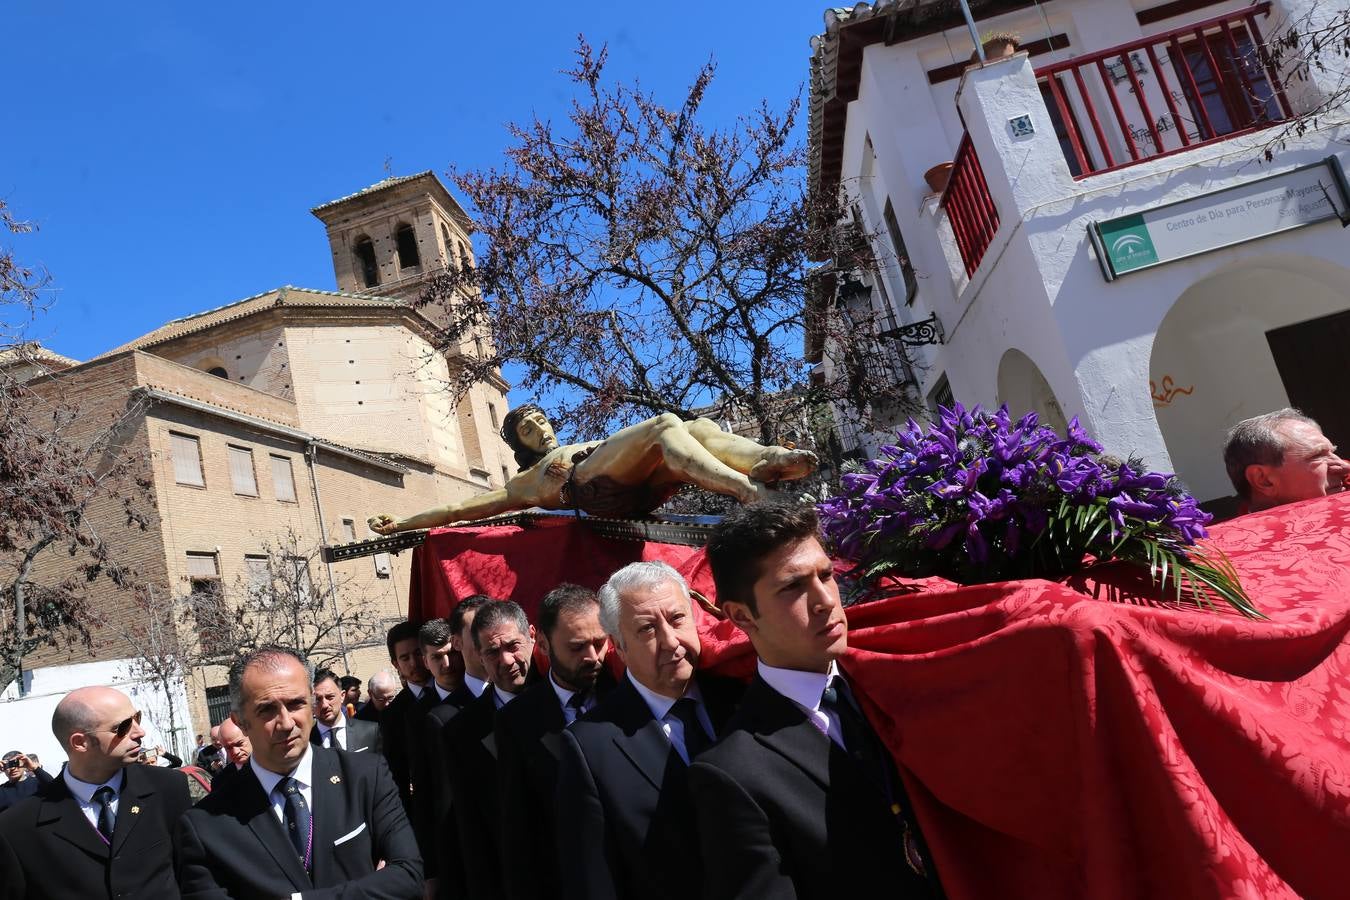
[270,455,297,502]
[228,446,258,496]
[185,552,219,578]
[170,433,204,486]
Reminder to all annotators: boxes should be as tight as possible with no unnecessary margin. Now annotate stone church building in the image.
[13,172,512,740]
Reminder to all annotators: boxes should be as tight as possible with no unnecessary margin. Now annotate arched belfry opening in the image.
[353,236,379,288]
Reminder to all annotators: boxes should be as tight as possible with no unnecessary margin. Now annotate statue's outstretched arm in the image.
[368,488,524,535]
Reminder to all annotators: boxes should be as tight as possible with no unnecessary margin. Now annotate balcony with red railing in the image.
[1034,2,1292,179]
[939,133,1001,277]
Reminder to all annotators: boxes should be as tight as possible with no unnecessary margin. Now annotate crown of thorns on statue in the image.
[501,403,549,470]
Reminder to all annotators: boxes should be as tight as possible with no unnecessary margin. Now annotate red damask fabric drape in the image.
[408,494,1350,899]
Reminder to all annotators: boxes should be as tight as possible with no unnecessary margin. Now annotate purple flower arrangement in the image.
[818,404,1258,616]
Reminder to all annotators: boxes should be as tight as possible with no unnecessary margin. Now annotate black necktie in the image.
[564,690,589,723]
[820,675,930,880]
[670,697,712,761]
[277,776,313,872]
[93,785,116,842]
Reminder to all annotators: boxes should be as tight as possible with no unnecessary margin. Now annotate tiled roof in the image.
[0,343,81,369]
[95,286,411,359]
[310,171,437,214]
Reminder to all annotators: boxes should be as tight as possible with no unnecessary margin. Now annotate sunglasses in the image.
[103,710,143,739]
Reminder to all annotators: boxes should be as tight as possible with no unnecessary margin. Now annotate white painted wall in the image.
[833,0,1350,502]
[0,658,194,769]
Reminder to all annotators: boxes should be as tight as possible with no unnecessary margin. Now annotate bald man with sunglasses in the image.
[0,686,193,899]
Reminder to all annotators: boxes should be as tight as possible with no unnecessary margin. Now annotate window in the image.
[353,236,379,288]
[243,554,271,606]
[458,241,472,270]
[270,454,297,503]
[882,199,918,305]
[227,445,258,496]
[441,224,455,265]
[1178,28,1281,140]
[286,556,315,607]
[488,402,499,430]
[928,374,956,416]
[207,366,228,379]
[186,552,229,658]
[341,518,357,543]
[205,685,232,727]
[170,432,205,487]
[395,224,420,269]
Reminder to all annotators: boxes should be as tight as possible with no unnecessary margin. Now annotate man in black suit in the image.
[353,670,399,723]
[691,502,942,899]
[175,645,422,899]
[443,600,537,899]
[312,668,383,754]
[0,685,193,899]
[421,596,492,899]
[556,561,743,900]
[379,620,434,816]
[0,751,52,812]
[496,583,614,900]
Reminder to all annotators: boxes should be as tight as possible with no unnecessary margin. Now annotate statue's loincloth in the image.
[559,446,681,518]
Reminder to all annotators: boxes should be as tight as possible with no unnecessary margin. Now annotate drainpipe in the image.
[305,443,350,672]
[960,0,986,64]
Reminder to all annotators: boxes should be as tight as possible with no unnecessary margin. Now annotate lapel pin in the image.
[330,775,341,784]
[130,806,141,815]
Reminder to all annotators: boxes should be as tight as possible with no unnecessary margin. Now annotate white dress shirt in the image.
[406,682,427,700]
[316,718,346,750]
[493,685,519,710]
[251,747,314,829]
[463,673,488,698]
[757,659,845,748]
[550,672,597,724]
[432,682,455,702]
[627,671,713,765]
[62,767,125,833]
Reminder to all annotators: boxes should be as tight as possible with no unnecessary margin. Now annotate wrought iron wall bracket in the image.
[878,312,945,347]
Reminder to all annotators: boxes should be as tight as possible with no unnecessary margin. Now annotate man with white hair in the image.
[555,561,744,900]
[353,670,400,723]
[1223,408,1349,513]
[0,685,193,898]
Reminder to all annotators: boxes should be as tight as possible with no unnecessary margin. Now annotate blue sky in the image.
[3,1,825,394]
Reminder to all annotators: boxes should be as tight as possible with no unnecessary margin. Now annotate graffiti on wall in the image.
[1151,375,1194,408]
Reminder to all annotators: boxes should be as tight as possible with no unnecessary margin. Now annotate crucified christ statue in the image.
[367,404,817,534]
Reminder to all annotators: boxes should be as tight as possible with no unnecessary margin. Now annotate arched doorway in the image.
[997,348,1068,433]
[1150,258,1350,504]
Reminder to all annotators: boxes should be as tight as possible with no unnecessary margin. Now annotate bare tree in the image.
[183,528,379,671]
[420,39,912,448]
[0,199,155,693]
[1257,2,1350,161]
[118,583,189,756]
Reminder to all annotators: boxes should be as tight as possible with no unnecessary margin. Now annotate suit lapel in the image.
[111,765,152,854]
[308,749,347,885]
[237,766,311,891]
[608,680,679,791]
[37,776,108,859]
[743,677,833,791]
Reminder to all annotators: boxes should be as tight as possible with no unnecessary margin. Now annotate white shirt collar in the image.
[62,766,124,803]
[756,659,839,714]
[493,685,519,709]
[549,671,579,708]
[464,673,488,698]
[433,683,454,701]
[406,681,427,699]
[626,670,702,721]
[250,745,313,798]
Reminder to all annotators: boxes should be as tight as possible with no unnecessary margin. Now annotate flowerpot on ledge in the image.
[971,37,1019,63]
[925,162,955,194]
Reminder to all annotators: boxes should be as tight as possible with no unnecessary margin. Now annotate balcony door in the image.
[1177,28,1282,140]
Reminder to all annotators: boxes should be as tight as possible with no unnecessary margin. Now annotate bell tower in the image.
[311,171,475,306]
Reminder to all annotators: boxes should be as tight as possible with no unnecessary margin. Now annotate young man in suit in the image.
[312,668,383,754]
[379,621,433,816]
[0,686,193,899]
[691,502,943,899]
[495,583,615,900]
[556,561,743,900]
[175,645,422,899]
[443,600,537,899]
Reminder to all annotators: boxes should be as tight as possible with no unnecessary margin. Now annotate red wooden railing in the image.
[940,134,1001,277]
[1035,2,1292,178]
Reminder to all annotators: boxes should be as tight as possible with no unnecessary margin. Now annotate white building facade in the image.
[810,0,1350,513]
